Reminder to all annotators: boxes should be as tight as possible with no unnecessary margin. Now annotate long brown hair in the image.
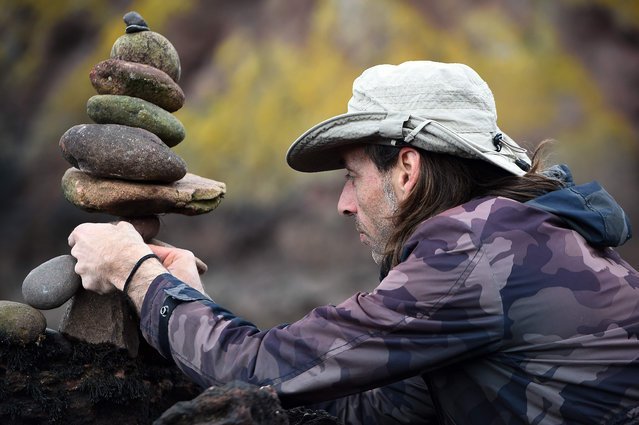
[364,141,564,267]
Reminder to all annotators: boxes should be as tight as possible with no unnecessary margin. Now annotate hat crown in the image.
[347,61,498,135]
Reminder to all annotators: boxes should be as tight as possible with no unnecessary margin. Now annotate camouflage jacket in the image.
[140,168,639,424]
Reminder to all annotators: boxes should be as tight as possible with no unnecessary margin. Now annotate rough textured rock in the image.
[111,30,181,82]
[154,382,288,425]
[22,254,81,310]
[62,168,226,217]
[90,59,185,112]
[59,289,140,357]
[0,301,46,344]
[87,95,186,147]
[60,124,187,182]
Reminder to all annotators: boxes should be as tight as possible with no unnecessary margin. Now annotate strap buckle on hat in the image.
[378,112,410,139]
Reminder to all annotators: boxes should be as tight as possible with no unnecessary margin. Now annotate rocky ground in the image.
[0,330,341,425]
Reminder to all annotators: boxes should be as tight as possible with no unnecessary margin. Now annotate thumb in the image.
[147,244,173,263]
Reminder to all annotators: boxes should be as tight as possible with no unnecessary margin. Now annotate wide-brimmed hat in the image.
[286,61,531,175]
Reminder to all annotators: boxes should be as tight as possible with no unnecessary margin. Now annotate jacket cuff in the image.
[140,273,211,359]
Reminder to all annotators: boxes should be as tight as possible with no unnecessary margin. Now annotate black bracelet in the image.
[123,253,160,295]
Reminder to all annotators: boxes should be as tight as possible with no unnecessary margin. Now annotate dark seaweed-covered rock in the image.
[0,330,201,424]
[154,382,288,425]
[60,124,187,182]
[90,59,185,112]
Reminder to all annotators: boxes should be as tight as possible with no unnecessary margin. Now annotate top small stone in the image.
[123,11,149,33]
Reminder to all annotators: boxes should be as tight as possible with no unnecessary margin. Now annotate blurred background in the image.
[1,0,638,329]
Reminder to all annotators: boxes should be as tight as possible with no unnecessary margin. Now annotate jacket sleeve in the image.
[307,375,438,424]
[139,215,504,407]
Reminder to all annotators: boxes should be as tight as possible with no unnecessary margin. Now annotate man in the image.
[69,61,639,424]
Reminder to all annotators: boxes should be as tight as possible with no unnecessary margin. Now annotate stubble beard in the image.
[370,174,399,265]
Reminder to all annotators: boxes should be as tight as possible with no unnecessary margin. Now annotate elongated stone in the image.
[60,124,187,182]
[22,255,81,310]
[90,59,184,112]
[62,168,226,217]
[111,29,181,82]
[0,301,46,344]
[87,95,185,147]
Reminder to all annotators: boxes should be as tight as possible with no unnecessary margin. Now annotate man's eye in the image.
[345,173,354,181]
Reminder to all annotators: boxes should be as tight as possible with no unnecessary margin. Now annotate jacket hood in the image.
[526,164,632,247]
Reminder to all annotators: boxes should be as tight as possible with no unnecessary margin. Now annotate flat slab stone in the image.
[87,95,185,147]
[59,289,139,356]
[0,301,47,344]
[60,124,187,182]
[90,59,185,112]
[62,168,226,217]
[22,255,81,310]
[111,30,181,82]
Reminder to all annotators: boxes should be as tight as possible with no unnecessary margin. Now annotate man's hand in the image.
[148,244,206,294]
[68,221,155,293]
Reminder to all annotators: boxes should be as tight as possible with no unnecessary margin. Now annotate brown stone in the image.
[61,168,226,217]
[126,216,161,241]
[59,289,140,356]
[90,59,185,112]
[60,124,187,183]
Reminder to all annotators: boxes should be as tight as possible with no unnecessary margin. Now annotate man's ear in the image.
[392,147,421,200]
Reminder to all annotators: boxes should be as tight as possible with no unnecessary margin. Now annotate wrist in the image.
[125,259,167,315]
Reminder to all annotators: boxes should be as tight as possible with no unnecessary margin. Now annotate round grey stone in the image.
[59,123,187,183]
[111,30,181,82]
[87,95,185,147]
[22,255,81,310]
[0,301,47,344]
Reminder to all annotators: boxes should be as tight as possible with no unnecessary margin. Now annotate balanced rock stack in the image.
[19,12,225,356]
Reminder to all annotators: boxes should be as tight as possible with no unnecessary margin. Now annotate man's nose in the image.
[338,181,356,216]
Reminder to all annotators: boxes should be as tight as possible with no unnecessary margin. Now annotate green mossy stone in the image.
[0,301,47,344]
[87,95,185,147]
[111,31,181,82]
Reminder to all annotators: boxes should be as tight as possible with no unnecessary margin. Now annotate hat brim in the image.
[286,112,530,176]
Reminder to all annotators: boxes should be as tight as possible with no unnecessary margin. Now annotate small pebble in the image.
[123,11,149,33]
[22,255,81,310]
[0,300,47,344]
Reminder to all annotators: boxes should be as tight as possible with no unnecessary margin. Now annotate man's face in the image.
[337,146,398,264]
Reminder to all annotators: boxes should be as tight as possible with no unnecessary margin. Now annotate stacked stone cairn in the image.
[17,12,225,356]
